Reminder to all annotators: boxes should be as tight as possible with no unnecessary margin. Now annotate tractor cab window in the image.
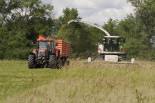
[50,41,54,49]
[104,38,120,52]
[38,41,49,50]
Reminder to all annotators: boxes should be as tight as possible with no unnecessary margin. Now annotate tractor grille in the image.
[38,51,46,57]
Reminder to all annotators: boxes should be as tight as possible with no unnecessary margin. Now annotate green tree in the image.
[57,23,97,58]
[103,18,120,36]
[56,8,98,58]
[0,0,54,59]
[128,0,155,49]
[54,8,80,35]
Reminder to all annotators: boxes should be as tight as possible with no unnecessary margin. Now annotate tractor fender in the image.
[33,49,36,54]
[57,50,60,59]
[55,49,60,58]
[52,49,60,59]
[28,53,36,62]
[29,53,36,57]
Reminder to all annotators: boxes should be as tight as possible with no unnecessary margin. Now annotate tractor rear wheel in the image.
[49,55,57,69]
[28,54,35,69]
[66,60,70,66]
[56,59,63,69]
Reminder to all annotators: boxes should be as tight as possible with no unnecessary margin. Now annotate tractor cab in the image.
[35,35,54,58]
[37,39,55,51]
[38,40,51,51]
[32,35,58,62]
[36,39,53,59]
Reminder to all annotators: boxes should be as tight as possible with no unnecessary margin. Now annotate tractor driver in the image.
[109,39,114,51]
[47,42,50,51]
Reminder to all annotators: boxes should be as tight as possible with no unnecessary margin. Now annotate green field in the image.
[0,60,155,103]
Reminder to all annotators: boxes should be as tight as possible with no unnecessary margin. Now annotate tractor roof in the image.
[37,35,53,41]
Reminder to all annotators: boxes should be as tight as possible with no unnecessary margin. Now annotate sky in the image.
[43,0,135,25]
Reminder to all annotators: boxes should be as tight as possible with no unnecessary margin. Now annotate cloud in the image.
[42,0,135,25]
[74,0,97,9]
[83,6,134,25]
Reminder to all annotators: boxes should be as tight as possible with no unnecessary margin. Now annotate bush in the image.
[149,49,155,61]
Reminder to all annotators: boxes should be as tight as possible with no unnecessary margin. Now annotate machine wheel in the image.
[56,59,63,69]
[49,55,57,69]
[28,54,35,69]
[121,55,126,60]
[66,60,70,66]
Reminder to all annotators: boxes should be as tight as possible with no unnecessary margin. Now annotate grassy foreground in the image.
[0,60,155,103]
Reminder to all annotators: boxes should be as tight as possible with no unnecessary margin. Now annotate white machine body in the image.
[105,55,118,62]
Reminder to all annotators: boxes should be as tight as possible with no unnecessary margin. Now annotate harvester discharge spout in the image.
[67,19,111,37]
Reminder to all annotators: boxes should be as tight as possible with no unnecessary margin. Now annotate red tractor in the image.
[28,35,71,69]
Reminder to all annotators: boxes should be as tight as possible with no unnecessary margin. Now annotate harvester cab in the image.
[98,36,126,60]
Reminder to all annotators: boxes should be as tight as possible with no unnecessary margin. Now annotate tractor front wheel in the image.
[49,55,57,69]
[28,54,36,69]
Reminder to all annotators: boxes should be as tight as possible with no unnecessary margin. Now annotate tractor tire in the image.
[56,59,63,69]
[28,54,35,69]
[66,60,70,66]
[49,55,57,69]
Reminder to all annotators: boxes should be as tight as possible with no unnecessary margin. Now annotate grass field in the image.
[0,60,155,103]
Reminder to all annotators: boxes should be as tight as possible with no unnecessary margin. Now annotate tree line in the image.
[0,0,155,60]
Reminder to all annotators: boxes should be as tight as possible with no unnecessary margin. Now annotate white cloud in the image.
[74,0,97,8]
[43,0,135,25]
